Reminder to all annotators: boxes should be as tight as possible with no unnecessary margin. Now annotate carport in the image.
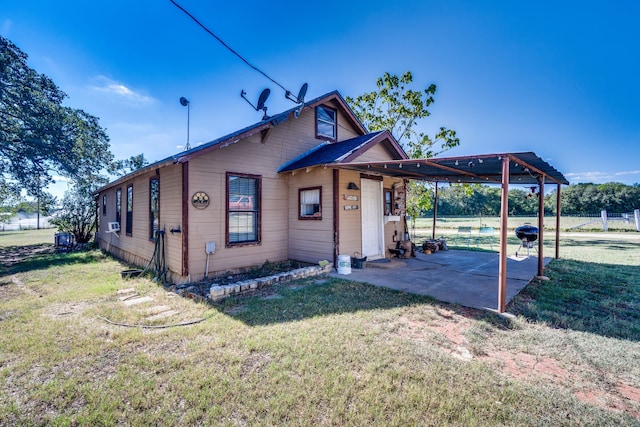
[338,152,569,313]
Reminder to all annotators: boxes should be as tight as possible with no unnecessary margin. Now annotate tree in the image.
[346,71,459,159]
[347,71,460,218]
[549,183,640,215]
[50,184,96,244]
[109,153,149,176]
[0,36,113,201]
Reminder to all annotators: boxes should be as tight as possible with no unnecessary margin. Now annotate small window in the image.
[226,173,261,246]
[126,185,133,236]
[316,105,337,141]
[384,188,393,215]
[115,188,122,224]
[102,194,107,215]
[299,187,322,220]
[149,177,159,240]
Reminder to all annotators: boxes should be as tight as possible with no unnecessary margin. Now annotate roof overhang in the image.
[329,152,569,185]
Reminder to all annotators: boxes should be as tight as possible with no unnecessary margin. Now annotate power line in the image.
[169,0,290,94]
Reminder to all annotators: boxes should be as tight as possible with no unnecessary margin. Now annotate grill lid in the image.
[515,225,539,242]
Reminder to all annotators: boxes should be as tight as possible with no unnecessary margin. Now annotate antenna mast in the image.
[179,96,191,150]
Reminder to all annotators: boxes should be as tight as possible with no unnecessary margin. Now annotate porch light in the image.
[347,182,359,190]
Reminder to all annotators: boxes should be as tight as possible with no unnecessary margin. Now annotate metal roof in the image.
[95,90,367,194]
[278,131,386,172]
[295,152,569,185]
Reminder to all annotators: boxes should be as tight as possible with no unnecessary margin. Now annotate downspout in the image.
[498,157,509,313]
[333,169,340,269]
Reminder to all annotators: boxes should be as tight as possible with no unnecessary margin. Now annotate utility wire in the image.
[169,0,290,94]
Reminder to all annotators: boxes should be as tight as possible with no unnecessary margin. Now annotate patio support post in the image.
[333,169,340,269]
[555,183,561,259]
[537,176,545,277]
[432,182,438,240]
[498,156,509,313]
[181,161,189,277]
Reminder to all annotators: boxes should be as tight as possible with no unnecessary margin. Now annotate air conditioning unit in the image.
[107,222,120,232]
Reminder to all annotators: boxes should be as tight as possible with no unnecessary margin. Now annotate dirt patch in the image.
[41,301,92,318]
[481,350,569,381]
[394,308,640,420]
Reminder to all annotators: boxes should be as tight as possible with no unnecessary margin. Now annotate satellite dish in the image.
[286,83,308,104]
[179,96,189,106]
[256,88,270,111]
[240,88,271,120]
[296,83,308,104]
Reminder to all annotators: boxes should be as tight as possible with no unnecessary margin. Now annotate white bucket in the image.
[337,254,352,275]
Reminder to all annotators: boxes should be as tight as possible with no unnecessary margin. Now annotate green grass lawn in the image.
[1,229,640,425]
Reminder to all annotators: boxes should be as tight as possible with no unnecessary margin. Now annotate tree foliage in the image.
[346,71,459,159]
[50,184,96,244]
[108,153,149,176]
[547,183,640,215]
[0,36,113,199]
[415,182,639,217]
[347,71,460,217]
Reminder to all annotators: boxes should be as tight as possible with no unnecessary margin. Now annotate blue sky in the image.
[2,1,639,199]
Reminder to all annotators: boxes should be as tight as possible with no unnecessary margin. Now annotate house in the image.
[95,91,410,284]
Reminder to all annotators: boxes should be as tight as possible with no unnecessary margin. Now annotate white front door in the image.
[360,178,384,259]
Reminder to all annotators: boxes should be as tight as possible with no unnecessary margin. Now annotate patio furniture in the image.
[476,226,495,250]
[454,226,472,249]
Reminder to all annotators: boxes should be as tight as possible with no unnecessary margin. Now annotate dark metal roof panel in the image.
[334,152,569,185]
[278,131,384,172]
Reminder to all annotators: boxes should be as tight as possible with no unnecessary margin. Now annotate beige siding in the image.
[159,165,184,280]
[337,170,363,256]
[288,168,334,263]
[353,143,397,162]
[186,132,291,280]
[96,171,157,271]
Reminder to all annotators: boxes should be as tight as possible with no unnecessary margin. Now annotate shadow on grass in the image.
[213,276,516,334]
[0,245,106,276]
[560,238,639,252]
[214,278,439,326]
[508,259,640,341]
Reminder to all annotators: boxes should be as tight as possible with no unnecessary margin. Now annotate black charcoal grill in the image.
[515,224,538,258]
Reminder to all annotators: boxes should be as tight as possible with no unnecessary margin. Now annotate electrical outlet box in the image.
[206,242,216,254]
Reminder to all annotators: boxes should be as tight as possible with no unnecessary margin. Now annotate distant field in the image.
[0,228,56,247]
[411,215,638,232]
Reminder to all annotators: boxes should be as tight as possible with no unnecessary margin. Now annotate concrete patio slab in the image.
[330,250,550,311]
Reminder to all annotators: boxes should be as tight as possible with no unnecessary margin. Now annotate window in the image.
[149,177,159,240]
[299,187,322,220]
[384,188,393,215]
[115,188,122,224]
[126,185,133,236]
[316,105,337,141]
[226,173,260,245]
[102,194,107,215]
